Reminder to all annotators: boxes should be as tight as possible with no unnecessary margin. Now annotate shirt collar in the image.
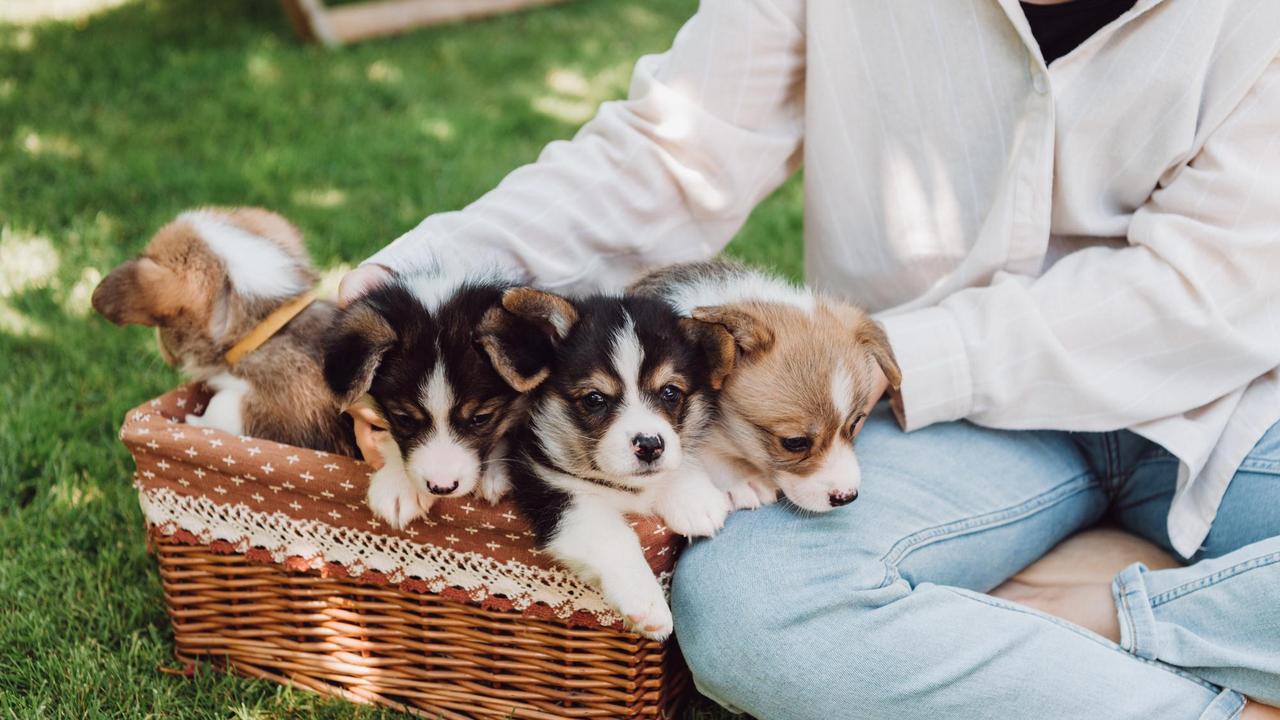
[994,0,1168,68]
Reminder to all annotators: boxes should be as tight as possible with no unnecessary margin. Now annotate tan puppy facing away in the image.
[632,260,901,513]
[92,207,356,455]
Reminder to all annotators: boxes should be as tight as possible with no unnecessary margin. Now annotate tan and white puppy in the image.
[631,260,901,513]
[92,207,356,455]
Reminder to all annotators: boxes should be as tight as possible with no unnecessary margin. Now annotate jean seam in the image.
[1114,562,1161,660]
[1104,432,1122,493]
[1119,581,1137,652]
[1110,455,1179,515]
[954,588,1226,694]
[876,473,1096,588]
[1149,551,1280,606]
[1203,689,1247,720]
[1235,457,1280,475]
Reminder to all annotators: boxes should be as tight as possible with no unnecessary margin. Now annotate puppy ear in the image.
[690,305,775,360]
[857,316,902,391]
[476,301,560,393]
[91,257,176,327]
[679,318,737,390]
[501,287,579,341]
[323,302,396,409]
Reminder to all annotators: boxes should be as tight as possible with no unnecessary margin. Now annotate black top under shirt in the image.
[1020,0,1138,64]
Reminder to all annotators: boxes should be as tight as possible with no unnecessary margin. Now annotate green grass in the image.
[0,1,801,716]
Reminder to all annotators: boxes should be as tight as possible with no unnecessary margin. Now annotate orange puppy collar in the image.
[224,291,317,366]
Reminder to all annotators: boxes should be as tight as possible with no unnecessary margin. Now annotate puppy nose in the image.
[632,434,665,463]
[828,489,859,507]
[427,479,460,496]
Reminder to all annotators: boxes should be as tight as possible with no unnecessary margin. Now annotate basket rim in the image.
[123,383,684,632]
[149,526,671,633]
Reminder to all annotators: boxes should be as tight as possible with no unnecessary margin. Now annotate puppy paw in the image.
[367,467,433,529]
[614,585,674,641]
[184,413,205,427]
[477,461,511,505]
[658,476,731,538]
[725,478,779,510]
[660,499,729,538]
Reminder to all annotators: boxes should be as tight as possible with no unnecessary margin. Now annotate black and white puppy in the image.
[324,270,551,528]
[479,288,735,639]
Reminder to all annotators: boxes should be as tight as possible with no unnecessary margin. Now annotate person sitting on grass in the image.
[340,1,1280,718]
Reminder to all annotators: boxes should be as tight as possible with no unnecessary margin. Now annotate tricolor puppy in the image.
[91,207,356,455]
[479,288,735,639]
[631,260,901,513]
[323,270,551,529]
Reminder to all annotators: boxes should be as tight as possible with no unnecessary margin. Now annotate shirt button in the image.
[1024,56,1044,94]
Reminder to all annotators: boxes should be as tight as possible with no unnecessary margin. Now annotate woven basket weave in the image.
[123,386,691,719]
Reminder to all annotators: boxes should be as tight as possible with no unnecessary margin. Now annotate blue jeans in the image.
[673,405,1280,719]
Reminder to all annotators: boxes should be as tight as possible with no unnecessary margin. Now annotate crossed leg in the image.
[673,406,1258,719]
[999,424,1280,716]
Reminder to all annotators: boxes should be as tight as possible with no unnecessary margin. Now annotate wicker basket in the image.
[122,386,691,719]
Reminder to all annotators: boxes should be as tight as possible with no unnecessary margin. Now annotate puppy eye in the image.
[470,412,494,427]
[582,391,608,411]
[659,385,683,404]
[780,436,811,453]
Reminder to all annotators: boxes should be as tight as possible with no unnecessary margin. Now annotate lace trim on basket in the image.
[138,486,638,625]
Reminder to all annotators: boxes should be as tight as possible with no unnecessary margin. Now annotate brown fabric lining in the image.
[123,384,685,631]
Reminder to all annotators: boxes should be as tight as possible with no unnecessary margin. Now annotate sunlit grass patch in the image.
[18,129,82,159]
[0,227,60,297]
[417,116,455,142]
[292,187,349,209]
[0,300,49,338]
[365,59,403,84]
[245,51,282,85]
[532,62,633,124]
[61,266,103,317]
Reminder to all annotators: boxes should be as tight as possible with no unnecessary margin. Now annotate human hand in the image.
[888,382,907,429]
[337,264,394,468]
[348,401,389,470]
[337,263,393,309]
[858,364,890,436]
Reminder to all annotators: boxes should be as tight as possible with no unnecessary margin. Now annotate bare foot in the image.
[990,579,1121,643]
[992,581,1280,717]
[1244,700,1280,719]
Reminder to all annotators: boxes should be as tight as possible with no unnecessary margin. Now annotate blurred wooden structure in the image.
[281,0,570,47]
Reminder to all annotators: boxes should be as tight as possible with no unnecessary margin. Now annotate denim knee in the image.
[672,535,770,711]
[671,530,893,711]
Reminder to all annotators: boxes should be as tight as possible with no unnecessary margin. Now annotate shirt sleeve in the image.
[366,0,806,291]
[882,55,1280,433]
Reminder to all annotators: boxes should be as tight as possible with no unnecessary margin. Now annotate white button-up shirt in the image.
[370,0,1280,557]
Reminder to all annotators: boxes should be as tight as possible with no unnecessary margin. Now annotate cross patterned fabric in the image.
[121,385,685,630]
